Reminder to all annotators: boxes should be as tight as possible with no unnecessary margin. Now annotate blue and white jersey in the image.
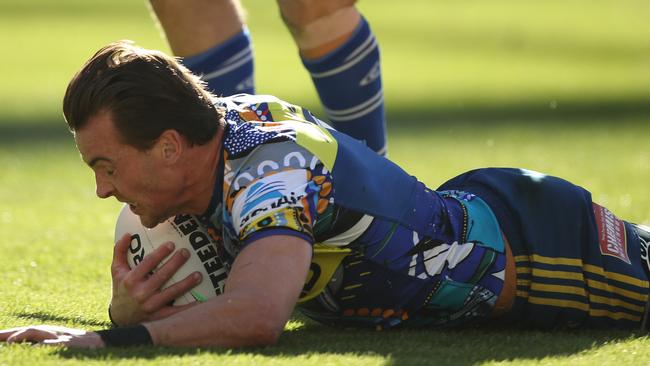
[200,94,506,329]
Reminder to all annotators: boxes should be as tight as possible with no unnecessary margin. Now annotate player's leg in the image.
[440,168,650,329]
[277,0,387,155]
[147,0,254,95]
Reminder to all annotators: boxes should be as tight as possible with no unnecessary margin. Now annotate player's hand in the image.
[0,325,104,348]
[109,233,202,326]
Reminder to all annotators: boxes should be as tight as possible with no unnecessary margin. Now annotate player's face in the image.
[74,110,180,228]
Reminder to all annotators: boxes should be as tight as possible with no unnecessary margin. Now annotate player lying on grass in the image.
[2,39,650,349]
[3,0,650,348]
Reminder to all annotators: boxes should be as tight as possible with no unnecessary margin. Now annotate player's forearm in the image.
[142,236,310,348]
[143,290,288,348]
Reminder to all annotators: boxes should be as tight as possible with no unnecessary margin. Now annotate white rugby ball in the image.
[114,205,228,305]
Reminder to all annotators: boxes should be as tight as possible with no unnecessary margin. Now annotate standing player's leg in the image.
[147,0,255,96]
[277,0,387,155]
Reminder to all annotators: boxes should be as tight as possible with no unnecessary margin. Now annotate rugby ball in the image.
[114,205,228,305]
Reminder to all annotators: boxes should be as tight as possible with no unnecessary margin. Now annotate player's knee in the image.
[276,0,357,31]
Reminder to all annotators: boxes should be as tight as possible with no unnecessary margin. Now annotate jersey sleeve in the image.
[219,95,336,249]
[225,165,331,247]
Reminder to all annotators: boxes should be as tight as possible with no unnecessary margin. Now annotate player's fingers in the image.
[146,248,191,290]
[130,241,176,279]
[112,233,133,274]
[6,328,57,344]
[0,327,24,341]
[142,272,202,313]
[0,325,76,341]
[33,325,86,336]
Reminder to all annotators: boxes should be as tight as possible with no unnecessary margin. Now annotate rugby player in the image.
[2,0,650,349]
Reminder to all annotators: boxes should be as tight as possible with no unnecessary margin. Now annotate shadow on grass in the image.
[52,320,642,366]
[382,97,650,127]
[1,97,649,146]
[14,311,109,328]
[0,120,71,145]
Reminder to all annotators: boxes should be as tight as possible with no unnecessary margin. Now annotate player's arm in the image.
[143,234,311,347]
[0,234,311,348]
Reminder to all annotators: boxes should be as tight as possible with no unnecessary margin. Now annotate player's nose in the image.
[95,176,115,199]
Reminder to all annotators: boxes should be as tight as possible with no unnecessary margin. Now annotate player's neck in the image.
[178,123,225,215]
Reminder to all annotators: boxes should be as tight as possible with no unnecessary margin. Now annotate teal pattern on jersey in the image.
[204,94,506,329]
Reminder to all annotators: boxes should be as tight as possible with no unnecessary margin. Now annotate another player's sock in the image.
[182,28,255,96]
[301,17,387,155]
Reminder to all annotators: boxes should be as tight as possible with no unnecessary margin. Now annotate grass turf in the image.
[1,0,650,365]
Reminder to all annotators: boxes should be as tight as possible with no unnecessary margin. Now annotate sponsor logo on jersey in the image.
[593,203,629,264]
[232,170,309,231]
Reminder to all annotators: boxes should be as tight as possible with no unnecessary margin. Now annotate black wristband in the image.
[96,325,153,347]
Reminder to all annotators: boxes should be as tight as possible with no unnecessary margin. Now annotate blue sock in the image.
[182,28,255,96]
[302,17,387,155]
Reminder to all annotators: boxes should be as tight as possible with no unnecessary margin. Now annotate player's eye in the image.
[102,167,115,177]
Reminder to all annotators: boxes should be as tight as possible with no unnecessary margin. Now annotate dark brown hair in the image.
[63,40,221,150]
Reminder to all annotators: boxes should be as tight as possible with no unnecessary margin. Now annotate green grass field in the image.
[1,0,650,365]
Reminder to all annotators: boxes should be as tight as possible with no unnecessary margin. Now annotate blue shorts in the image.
[439,168,649,329]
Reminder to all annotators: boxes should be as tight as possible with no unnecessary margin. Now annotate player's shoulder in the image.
[216,93,289,116]
[218,93,282,105]
[217,93,326,128]
[217,94,329,160]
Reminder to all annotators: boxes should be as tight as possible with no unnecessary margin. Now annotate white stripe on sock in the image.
[323,89,383,118]
[222,47,253,67]
[310,37,378,79]
[202,49,253,81]
[324,90,384,122]
[344,33,374,62]
[326,94,383,121]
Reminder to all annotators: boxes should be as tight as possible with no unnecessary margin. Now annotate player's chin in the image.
[140,219,160,229]
[138,212,168,229]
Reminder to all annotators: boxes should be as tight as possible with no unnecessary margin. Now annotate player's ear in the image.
[155,129,183,164]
